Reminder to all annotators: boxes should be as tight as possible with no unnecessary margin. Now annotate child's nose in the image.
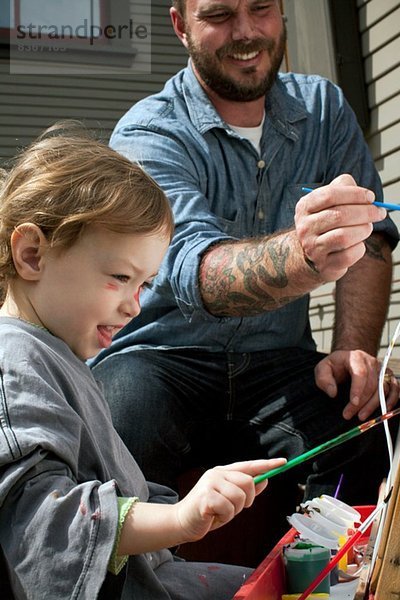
[121,291,141,319]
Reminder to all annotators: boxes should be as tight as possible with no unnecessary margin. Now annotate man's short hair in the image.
[172,1,185,17]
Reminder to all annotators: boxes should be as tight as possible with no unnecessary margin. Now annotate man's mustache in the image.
[216,38,276,60]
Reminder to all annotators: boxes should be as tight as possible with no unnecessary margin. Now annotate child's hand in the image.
[175,458,286,542]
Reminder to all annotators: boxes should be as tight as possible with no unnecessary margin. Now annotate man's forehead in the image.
[187,0,278,9]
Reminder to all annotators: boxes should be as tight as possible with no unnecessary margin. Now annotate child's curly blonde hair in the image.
[0,121,174,297]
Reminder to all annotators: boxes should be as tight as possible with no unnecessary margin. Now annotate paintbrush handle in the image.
[301,187,400,211]
[254,408,400,485]
[374,201,400,211]
[254,426,360,484]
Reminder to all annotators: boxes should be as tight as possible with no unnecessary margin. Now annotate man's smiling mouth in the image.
[230,50,260,61]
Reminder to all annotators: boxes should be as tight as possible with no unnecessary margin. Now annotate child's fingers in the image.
[218,458,287,477]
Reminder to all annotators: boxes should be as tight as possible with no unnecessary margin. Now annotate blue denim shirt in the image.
[94,63,398,360]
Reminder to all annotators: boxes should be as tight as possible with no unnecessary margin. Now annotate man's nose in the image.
[231,13,257,40]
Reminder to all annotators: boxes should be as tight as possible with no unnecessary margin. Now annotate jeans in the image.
[93,347,389,523]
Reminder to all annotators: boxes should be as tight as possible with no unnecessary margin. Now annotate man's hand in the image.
[295,174,387,281]
[315,349,399,421]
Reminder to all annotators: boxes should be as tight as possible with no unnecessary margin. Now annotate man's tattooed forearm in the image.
[200,234,301,316]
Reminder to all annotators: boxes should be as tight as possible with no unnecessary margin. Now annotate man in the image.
[92,0,399,542]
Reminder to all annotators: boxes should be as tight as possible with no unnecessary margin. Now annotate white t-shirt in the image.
[228,113,265,154]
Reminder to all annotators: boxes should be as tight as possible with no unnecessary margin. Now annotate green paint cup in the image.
[283,542,331,594]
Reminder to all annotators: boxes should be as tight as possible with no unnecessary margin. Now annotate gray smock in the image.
[0,319,252,599]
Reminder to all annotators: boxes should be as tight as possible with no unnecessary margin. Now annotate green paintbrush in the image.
[254,406,400,484]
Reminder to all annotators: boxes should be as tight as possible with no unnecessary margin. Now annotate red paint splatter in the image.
[91,509,101,520]
[79,501,87,516]
[198,574,209,588]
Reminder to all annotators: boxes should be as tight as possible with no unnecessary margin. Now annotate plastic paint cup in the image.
[306,508,348,537]
[319,495,361,524]
[283,542,331,594]
[301,497,357,529]
[287,514,339,550]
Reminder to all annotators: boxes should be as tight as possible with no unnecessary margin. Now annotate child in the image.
[0,123,286,600]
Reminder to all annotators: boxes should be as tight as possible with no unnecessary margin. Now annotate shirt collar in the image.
[181,60,308,139]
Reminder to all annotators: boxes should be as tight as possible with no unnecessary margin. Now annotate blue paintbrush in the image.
[301,187,400,211]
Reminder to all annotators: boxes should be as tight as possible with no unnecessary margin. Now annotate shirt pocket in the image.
[274,183,322,230]
[216,209,243,238]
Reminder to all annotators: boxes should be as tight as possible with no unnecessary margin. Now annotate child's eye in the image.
[112,274,129,283]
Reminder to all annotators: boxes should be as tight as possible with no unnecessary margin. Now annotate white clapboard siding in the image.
[361,6,400,54]
[361,0,400,209]
[311,0,400,356]
[368,66,400,107]
[364,37,400,83]
[0,1,188,162]
[368,122,400,162]
[359,0,400,26]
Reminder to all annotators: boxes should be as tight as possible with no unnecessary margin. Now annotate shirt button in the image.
[258,210,264,220]
[257,159,266,169]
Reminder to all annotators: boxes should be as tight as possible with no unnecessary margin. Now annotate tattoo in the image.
[237,239,289,288]
[364,236,387,262]
[200,233,303,316]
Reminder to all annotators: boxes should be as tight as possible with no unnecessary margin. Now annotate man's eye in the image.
[112,274,129,283]
[203,11,231,23]
[253,4,272,14]
[252,2,277,15]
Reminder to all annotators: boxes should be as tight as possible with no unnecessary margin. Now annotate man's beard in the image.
[187,26,287,102]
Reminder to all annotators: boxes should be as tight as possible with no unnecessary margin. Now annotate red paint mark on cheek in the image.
[105,283,118,291]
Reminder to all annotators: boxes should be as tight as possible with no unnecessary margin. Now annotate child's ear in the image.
[11,223,48,281]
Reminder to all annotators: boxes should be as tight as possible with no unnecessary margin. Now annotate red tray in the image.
[233,506,375,600]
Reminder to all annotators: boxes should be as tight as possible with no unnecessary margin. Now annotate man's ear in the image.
[170,7,189,49]
[11,223,48,281]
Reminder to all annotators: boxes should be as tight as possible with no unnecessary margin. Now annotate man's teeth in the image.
[231,50,259,61]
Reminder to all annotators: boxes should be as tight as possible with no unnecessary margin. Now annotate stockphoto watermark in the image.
[16,19,148,45]
[9,7,151,75]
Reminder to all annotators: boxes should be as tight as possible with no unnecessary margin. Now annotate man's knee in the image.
[93,353,160,401]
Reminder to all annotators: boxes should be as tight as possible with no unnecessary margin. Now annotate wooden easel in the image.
[366,434,400,598]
